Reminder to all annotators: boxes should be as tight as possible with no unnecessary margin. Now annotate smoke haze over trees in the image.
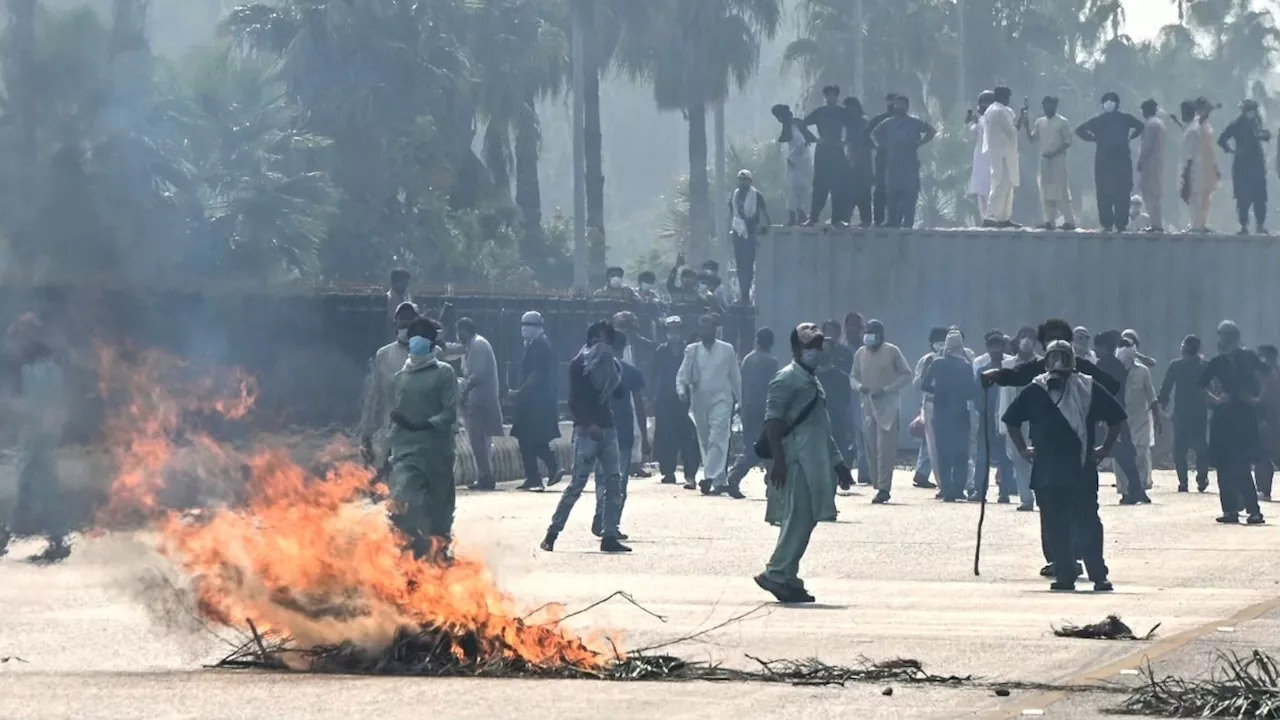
[0,0,1275,289]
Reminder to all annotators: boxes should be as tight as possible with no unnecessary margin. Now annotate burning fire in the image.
[97,345,609,671]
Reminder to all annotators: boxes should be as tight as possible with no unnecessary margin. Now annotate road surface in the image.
[1,463,1277,719]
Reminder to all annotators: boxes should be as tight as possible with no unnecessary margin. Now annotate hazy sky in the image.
[1124,0,1180,40]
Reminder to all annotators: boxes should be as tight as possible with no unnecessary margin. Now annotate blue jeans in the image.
[972,416,1014,498]
[595,436,633,527]
[549,426,623,538]
[915,442,931,479]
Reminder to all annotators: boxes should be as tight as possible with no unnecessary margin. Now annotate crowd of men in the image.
[359,266,1280,599]
[770,86,1273,235]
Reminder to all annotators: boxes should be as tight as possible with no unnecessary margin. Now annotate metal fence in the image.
[0,287,756,433]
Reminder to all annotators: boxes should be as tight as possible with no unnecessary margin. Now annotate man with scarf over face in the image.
[387,318,458,560]
[755,324,854,603]
[1076,92,1144,231]
[1003,340,1125,592]
[509,311,562,492]
[542,321,631,553]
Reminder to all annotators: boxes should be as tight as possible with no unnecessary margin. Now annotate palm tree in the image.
[620,0,781,261]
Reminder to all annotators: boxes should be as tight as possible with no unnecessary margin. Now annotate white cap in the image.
[521,311,544,326]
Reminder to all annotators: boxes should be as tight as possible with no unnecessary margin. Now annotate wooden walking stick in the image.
[974,389,991,576]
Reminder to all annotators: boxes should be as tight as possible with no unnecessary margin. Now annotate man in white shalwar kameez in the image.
[983,86,1021,228]
[677,314,742,494]
[968,90,995,223]
[1027,96,1077,230]
[1116,338,1161,499]
[1183,98,1220,232]
[772,104,817,226]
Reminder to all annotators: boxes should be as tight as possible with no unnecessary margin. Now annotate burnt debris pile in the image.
[1053,615,1160,641]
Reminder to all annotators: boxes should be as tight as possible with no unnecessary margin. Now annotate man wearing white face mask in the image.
[853,319,913,503]
[1076,91,1144,231]
[359,301,419,469]
[509,311,563,492]
[1116,337,1161,501]
[594,266,638,302]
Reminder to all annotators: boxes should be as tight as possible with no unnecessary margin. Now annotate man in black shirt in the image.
[843,96,874,227]
[802,85,853,227]
[1158,335,1210,492]
[865,93,899,227]
[542,321,631,553]
[1218,99,1270,235]
[1199,320,1266,525]
[652,317,701,486]
[1075,92,1145,231]
[1003,340,1125,592]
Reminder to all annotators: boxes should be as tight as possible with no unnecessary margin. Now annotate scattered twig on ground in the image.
[0,656,29,664]
[523,590,669,627]
[1053,615,1160,641]
[1114,651,1280,718]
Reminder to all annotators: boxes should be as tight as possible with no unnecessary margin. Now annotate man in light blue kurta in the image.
[755,324,854,604]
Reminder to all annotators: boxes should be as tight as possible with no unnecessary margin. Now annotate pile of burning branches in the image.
[1053,615,1160,641]
[1115,651,1280,718]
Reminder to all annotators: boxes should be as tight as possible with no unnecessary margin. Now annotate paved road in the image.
[1,464,1277,719]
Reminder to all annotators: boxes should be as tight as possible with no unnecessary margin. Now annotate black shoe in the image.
[1177,484,1189,493]
[547,471,567,487]
[788,587,817,603]
[699,479,714,495]
[540,531,557,552]
[468,480,497,491]
[1093,580,1114,592]
[727,487,746,499]
[1061,223,1077,231]
[660,475,678,485]
[591,515,603,538]
[1049,581,1076,592]
[683,478,698,490]
[1119,496,1138,506]
[27,538,70,565]
[871,490,890,504]
[754,573,791,602]
[1247,513,1266,525]
[519,481,545,492]
[1038,222,1055,230]
[1017,504,1035,512]
[1136,494,1153,504]
[998,495,1011,504]
[1216,515,1240,524]
[1039,564,1055,577]
[616,532,630,541]
[981,218,998,228]
[1197,479,1209,493]
[912,473,937,489]
[600,537,632,553]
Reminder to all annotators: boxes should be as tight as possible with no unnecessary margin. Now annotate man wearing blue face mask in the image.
[387,318,458,561]
[509,311,563,492]
[1076,92,1145,232]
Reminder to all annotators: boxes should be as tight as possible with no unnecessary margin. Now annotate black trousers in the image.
[731,231,755,303]
[872,180,888,225]
[1096,188,1130,230]
[848,185,872,226]
[1255,458,1274,498]
[885,188,917,228]
[1217,448,1261,516]
[1237,196,1268,228]
[1111,423,1145,498]
[1038,484,1108,584]
[518,438,559,486]
[810,147,845,223]
[654,407,700,480]
[935,419,970,500]
[828,402,856,467]
[1173,419,1209,488]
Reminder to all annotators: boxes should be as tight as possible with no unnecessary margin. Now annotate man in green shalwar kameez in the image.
[387,318,458,560]
[755,323,855,603]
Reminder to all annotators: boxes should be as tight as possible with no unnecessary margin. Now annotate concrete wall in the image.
[756,226,1280,446]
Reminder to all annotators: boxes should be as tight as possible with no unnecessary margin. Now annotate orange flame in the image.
[99,345,609,670]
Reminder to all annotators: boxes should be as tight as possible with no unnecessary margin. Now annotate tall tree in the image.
[620,0,781,261]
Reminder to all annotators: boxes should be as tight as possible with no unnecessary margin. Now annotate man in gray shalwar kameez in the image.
[754,324,854,604]
[456,318,504,490]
